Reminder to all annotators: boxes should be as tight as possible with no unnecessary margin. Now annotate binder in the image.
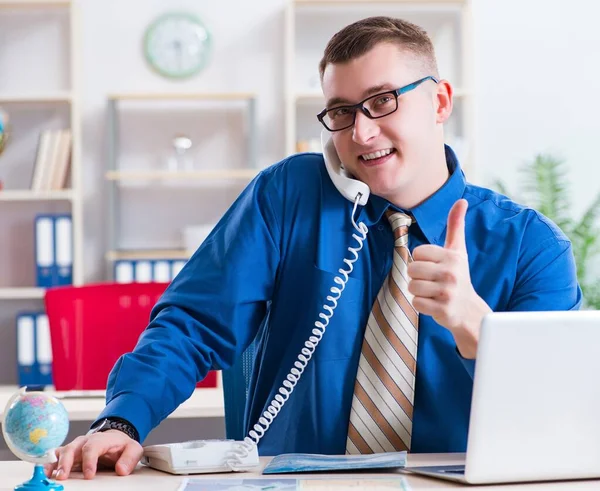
[115,260,135,283]
[54,215,73,285]
[16,313,37,387]
[35,313,53,386]
[153,260,171,283]
[115,259,186,283]
[134,261,153,283]
[171,260,186,280]
[34,215,55,287]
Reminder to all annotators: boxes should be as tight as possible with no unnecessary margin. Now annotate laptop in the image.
[405,310,600,484]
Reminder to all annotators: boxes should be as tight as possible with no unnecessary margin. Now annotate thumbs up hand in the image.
[407,199,491,359]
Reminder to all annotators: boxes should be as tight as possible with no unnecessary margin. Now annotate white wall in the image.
[73,0,600,280]
[472,0,600,219]
[78,0,287,280]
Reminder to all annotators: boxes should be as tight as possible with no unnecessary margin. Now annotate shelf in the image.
[0,288,45,300]
[0,189,73,201]
[295,0,463,3]
[294,0,464,13]
[105,169,259,181]
[106,249,190,261]
[0,0,70,7]
[108,92,256,102]
[0,92,72,103]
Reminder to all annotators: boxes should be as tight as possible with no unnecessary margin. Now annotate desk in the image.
[1,455,599,490]
[0,385,224,421]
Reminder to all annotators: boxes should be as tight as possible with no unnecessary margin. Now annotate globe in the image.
[2,388,70,490]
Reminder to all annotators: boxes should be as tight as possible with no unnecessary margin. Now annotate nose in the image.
[352,110,379,145]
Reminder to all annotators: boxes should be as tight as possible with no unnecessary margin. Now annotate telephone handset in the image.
[321,130,370,206]
[142,133,371,475]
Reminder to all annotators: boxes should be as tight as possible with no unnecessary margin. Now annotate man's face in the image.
[321,42,448,206]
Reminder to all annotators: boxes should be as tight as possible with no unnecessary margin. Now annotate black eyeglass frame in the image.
[316,75,439,132]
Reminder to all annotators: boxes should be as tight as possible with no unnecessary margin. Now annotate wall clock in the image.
[143,12,211,79]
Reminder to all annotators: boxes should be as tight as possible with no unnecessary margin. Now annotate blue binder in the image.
[35,313,53,386]
[16,312,38,387]
[114,259,186,283]
[34,215,55,287]
[54,214,73,285]
[16,312,54,388]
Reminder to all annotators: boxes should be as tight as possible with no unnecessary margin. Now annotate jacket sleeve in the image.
[94,170,283,442]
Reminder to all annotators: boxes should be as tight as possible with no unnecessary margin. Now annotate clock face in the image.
[143,12,211,79]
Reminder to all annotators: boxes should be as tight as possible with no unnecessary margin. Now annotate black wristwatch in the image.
[88,417,140,442]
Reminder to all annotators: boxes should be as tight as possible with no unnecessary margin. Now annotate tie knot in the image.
[386,210,412,246]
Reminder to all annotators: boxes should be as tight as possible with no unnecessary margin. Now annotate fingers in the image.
[407,261,445,282]
[412,296,443,317]
[115,441,143,476]
[412,244,445,263]
[81,440,103,480]
[43,449,60,477]
[52,436,87,481]
[408,279,443,299]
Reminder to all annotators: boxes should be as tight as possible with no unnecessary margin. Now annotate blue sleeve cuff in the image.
[456,346,476,378]
[92,392,155,444]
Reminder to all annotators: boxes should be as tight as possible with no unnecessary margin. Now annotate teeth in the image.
[362,149,393,160]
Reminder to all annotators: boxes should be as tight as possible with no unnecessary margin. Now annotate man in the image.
[46,16,581,480]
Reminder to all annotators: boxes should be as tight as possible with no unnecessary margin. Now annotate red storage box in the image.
[44,282,217,391]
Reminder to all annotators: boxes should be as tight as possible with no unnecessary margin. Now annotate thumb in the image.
[444,199,468,251]
[115,442,143,476]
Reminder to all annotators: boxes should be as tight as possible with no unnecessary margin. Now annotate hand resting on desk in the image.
[43,430,143,480]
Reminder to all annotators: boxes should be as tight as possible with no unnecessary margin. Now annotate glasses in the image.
[317,76,439,132]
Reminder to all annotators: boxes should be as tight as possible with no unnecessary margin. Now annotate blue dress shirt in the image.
[97,146,582,455]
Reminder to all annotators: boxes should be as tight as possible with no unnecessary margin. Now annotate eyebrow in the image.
[325,83,397,108]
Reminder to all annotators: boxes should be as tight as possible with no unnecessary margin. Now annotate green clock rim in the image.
[143,11,212,80]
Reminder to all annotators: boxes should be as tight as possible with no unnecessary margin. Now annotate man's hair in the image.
[318,16,439,80]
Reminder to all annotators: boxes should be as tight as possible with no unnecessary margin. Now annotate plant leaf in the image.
[519,154,572,233]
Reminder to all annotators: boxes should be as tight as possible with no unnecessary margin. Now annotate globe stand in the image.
[15,465,63,491]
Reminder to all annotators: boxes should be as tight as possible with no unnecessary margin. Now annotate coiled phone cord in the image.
[226,193,369,470]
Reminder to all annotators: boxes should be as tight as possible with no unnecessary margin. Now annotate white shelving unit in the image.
[0,0,83,298]
[0,0,82,388]
[284,0,474,174]
[105,92,258,279]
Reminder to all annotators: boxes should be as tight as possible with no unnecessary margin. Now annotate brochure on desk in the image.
[179,477,410,490]
[262,451,407,474]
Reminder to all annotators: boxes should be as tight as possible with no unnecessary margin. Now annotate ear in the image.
[435,79,453,124]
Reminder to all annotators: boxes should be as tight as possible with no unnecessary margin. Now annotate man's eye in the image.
[330,107,352,119]
[374,95,393,106]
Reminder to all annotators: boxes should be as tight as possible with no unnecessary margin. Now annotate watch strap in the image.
[89,417,140,442]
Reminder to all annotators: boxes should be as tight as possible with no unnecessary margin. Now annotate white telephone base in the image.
[141,439,259,475]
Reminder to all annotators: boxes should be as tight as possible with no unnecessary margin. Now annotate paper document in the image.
[178,477,410,490]
[262,451,407,474]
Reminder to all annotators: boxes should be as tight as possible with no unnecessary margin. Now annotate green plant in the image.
[494,154,600,309]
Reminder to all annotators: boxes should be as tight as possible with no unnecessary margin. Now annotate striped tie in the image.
[346,211,418,454]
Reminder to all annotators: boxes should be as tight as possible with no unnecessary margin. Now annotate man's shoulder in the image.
[464,182,570,244]
[260,152,325,183]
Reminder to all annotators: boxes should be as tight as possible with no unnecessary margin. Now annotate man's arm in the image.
[507,236,582,312]
[457,235,582,377]
[94,170,283,443]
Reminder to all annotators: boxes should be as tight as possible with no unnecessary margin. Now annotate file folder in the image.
[35,215,55,287]
[115,260,135,283]
[16,313,37,387]
[54,215,73,285]
[35,313,53,386]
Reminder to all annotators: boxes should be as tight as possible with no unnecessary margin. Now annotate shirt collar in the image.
[360,144,466,246]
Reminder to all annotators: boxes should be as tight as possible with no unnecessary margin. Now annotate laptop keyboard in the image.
[437,466,466,474]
